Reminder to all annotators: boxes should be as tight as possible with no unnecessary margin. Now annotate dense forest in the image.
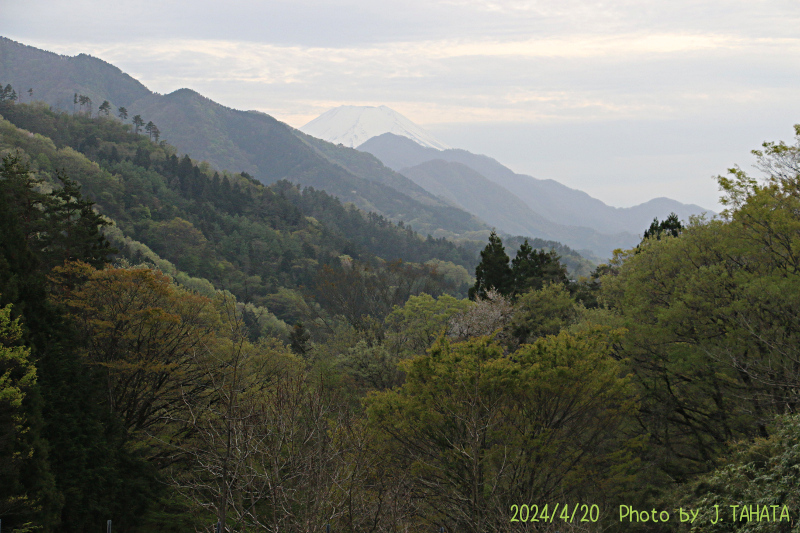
[2,90,800,533]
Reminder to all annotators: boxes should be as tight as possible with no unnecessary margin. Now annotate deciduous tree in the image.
[163,296,344,532]
[601,129,800,479]
[49,261,214,433]
[367,329,640,533]
[0,302,46,530]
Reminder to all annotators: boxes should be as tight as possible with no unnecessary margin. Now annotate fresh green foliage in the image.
[366,329,641,533]
[385,293,473,357]
[0,303,42,529]
[0,151,163,532]
[510,282,579,345]
[673,414,800,532]
[6,61,800,533]
[600,127,800,483]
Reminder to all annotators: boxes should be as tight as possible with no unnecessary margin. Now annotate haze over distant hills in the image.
[300,105,450,150]
[297,103,712,256]
[0,35,711,258]
[359,133,712,237]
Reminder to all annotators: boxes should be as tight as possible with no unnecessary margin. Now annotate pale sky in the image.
[4,0,800,209]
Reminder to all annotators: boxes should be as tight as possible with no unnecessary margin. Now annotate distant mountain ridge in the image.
[398,160,624,249]
[0,39,151,110]
[359,133,713,241]
[300,105,450,150]
[398,159,637,258]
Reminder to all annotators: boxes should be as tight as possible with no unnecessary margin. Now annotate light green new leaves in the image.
[366,328,639,532]
[0,303,36,429]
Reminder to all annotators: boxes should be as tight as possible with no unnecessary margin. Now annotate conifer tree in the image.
[642,212,682,241]
[44,172,115,269]
[117,106,128,120]
[289,321,311,356]
[77,95,92,116]
[469,231,513,300]
[1,85,17,103]
[132,114,144,134]
[510,240,568,296]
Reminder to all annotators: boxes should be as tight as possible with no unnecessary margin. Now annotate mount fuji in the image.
[300,105,449,150]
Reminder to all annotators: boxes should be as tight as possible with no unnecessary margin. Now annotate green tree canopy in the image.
[510,239,569,295]
[674,413,800,533]
[366,329,640,533]
[600,127,800,481]
[510,282,578,345]
[0,302,48,530]
[384,292,472,357]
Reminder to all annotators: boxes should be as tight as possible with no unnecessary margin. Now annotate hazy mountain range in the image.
[0,35,712,259]
[358,132,711,238]
[299,104,712,256]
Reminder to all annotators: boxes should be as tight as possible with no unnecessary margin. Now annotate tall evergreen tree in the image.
[1,84,15,102]
[132,114,144,134]
[510,240,568,296]
[42,172,115,270]
[469,231,513,300]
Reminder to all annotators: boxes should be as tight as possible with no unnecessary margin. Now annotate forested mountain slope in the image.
[0,101,485,322]
[0,37,488,239]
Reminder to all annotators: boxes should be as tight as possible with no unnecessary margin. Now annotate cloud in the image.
[24,31,798,130]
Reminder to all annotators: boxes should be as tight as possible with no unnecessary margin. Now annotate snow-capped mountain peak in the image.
[299,105,449,150]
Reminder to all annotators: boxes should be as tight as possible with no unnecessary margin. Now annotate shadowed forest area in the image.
[2,92,800,532]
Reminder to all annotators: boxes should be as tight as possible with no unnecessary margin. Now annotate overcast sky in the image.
[4,0,800,209]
